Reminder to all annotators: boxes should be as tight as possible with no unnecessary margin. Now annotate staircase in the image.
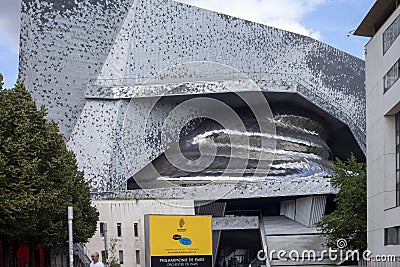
[73,243,91,267]
[262,216,337,267]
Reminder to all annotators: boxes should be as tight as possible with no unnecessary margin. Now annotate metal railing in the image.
[73,243,91,267]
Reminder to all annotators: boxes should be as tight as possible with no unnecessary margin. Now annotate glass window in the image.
[383,13,400,53]
[101,251,106,264]
[396,113,400,206]
[385,226,400,245]
[117,222,122,237]
[136,250,141,265]
[385,228,389,245]
[398,226,400,241]
[134,223,139,237]
[397,183,400,207]
[384,60,400,92]
[100,223,105,237]
[119,250,124,264]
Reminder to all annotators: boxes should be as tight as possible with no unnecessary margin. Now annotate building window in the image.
[385,226,400,245]
[100,222,105,237]
[384,60,400,92]
[117,222,122,237]
[383,13,400,54]
[134,223,139,237]
[101,250,107,264]
[118,250,124,264]
[396,113,400,206]
[136,250,141,264]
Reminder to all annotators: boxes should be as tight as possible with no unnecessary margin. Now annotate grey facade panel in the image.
[19,0,132,138]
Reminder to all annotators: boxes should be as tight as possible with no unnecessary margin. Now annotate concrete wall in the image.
[280,195,326,227]
[92,178,338,201]
[280,200,296,220]
[212,216,259,230]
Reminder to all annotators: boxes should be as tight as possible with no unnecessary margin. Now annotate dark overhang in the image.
[354,0,399,37]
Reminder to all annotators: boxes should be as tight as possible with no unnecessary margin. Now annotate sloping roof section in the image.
[355,0,399,37]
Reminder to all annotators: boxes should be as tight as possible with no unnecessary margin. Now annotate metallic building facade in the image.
[19,0,365,194]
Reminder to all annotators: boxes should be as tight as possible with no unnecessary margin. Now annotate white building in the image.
[355,0,400,262]
[84,199,195,266]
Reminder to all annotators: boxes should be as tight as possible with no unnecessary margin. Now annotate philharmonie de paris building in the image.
[19,0,367,266]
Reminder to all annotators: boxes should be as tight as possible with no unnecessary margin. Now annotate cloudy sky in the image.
[0,0,374,88]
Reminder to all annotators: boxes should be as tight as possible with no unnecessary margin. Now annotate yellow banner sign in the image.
[148,215,212,257]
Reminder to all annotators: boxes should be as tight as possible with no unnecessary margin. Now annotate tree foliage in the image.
[0,76,98,248]
[315,154,367,251]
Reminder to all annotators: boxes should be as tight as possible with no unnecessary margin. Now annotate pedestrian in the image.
[90,252,104,267]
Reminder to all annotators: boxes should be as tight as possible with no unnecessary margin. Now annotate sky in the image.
[0,0,375,88]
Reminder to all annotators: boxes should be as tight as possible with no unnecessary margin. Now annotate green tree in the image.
[0,75,99,266]
[315,154,367,251]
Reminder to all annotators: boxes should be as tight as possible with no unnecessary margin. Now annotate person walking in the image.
[90,252,104,267]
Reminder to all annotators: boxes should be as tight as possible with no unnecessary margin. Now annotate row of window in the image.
[384,226,400,245]
[383,12,400,53]
[395,113,400,207]
[377,7,400,249]
[100,249,141,264]
[383,10,400,93]
[384,59,399,92]
[99,222,139,237]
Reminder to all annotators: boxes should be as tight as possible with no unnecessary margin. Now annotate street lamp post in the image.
[104,223,109,267]
[68,206,73,267]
